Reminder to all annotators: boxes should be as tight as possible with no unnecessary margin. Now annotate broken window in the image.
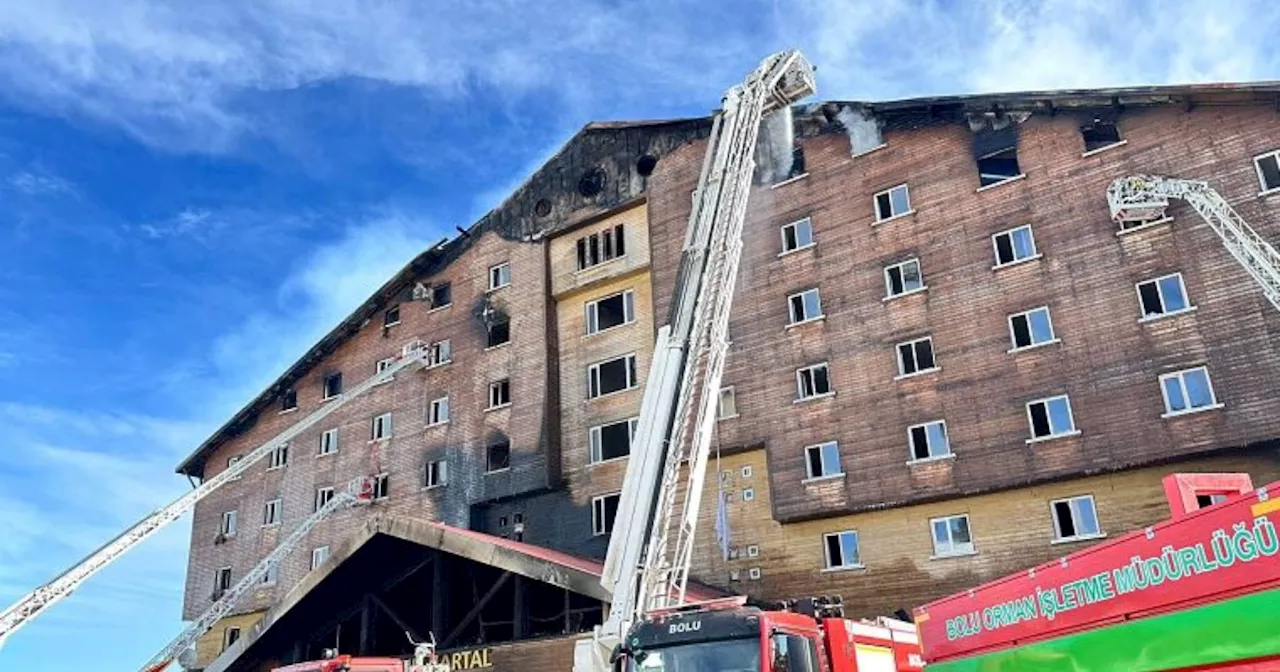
[384,305,401,327]
[267,443,289,469]
[424,459,448,488]
[1255,151,1280,192]
[1136,273,1190,318]
[220,510,237,537]
[488,379,511,409]
[213,567,232,597]
[263,498,282,526]
[896,337,937,377]
[588,354,638,398]
[874,184,911,222]
[430,283,452,309]
[780,217,814,253]
[586,290,635,334]
[1008,306,1056,350]
[930,515,973,556]
[281,388,297,412]
[486,319,511,348]
[372,473,389,499]
[1081,121,1122,153]
[975,127,1022,187]
[592,493,621,536]
[795,363,832,400]
[589,417,638,463]
[787,288,823,324]
[908,421,950,461]
[314,486,334,512]
[804,441,842,479]
[428,339,451,366]
[310,546,330,571]
[1051,495,1101,540]
[823,530,861,569]
[318,428,338,456]
[222,626,241,652]
[370,413,392,441]
[717,386,738,420]
[427,395,449,426]
[1160,366,1218,415]
[1027,395,1076,440]
[486,441,511,472]
[576,224,627,270]
[322,372,343,400]
[489,262,511,290]
[992,224,1037,266]
[884,258,924,297]
[788,144,806,179]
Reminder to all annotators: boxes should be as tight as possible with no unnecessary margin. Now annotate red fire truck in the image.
[914,473,1280,671]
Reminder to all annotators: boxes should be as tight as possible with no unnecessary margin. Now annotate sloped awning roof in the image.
[208,516,726,672]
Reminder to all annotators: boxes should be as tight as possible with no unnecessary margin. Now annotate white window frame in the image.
[741,465,753,478]
[427,395,450,426]
[427,339,452,367]
[587,353,639,399]
[1007,306,1058,352]
[222,626,241,652]
[424,459,448,489]
[742,488,755,502]
[220,510,238,537]
[370,412,392,441]
[1026,395,1079,442]
[214,567,233,594]
[873,184,912,222]
[1135,273,1194,321]
[314,486,334,512]
[322,372,342,400]
[310,545,330,571]
[823,530,863,570]
[375,357,396,375]
[883,258,926,299]
[585,289,636,336]
[488,262,512,291]
[267,443,289,470]
[1254,149,1280,194]
[895,336,938,378]
[592,492,622,536]
[795,363,833,401]
[991,224,1040,268]
[372,473,389,499]
[803,441,843,480]
[780,216,815,254]
[1159,366,1222,417]
[907,420,951,462]
[383,305,401,328]
[488,379,512,410]
[589,417,639,464]
[1051,494,1104,543]
[717,386,738,420]
[260,562,279,586]
[786,288,823,325]
[930,514,975,558]
[263,498,282,527]
[318,428,339,456]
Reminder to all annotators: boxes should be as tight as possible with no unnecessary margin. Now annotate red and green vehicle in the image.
[914,473,1280,671]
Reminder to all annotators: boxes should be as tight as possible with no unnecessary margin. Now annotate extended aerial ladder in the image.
[141,476,377,672]
[574,50,816,672]
[0,343,432,649]
[1107,174,1280,311]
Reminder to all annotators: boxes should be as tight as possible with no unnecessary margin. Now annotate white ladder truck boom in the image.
[1107,174,1280,311]
[574,49,816,672]
[141,475,377,672]
[0,344,432,649]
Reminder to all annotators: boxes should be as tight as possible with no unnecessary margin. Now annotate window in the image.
[488,379,511,409]
[931,514,974,557]
[1081,121,1122,153]
[314,486,334,512]
[781,217,814,253]
[743,488,755,502]
[318,428,338,456]
[748,567,763,580]
[585,290,635,335]
[281,388,297,412]
[427,395,450,426]
[226,455,243,480]
[1160,366,1219,416]
[717,386,738,419]
[384,305,401,327]
[222,626,241,652]
[588,354,638,398]
[589,417,638,463]
[489,262,511,290]
[741,465,753,478]
[376,357,395,374]
[1254,150,1280,193]
[795,363,832,400]
[322,372,343,400]
[592,493,621,536]
[486,441,511,472]
[311,546,330,570]
[1136,273,1191,318]
[576,224,626,270]
[372,473,389,499]
[425,459,448,488]
[747,544,759,557]
[1052,495,1102,541]
[220,511,237,537]
[1197,493,1229,508]
[430,282,452,309]
[267,443,289,470]
[787,144,806,180]
[261,562,278,586]
[977,147,1021,187]
[874,184,911,221]
[1009,306,1056,350]
[896,337,937,377]
[787,288,823,324]
[992,225,1037,266]
[908,421,951,461]
[771,632,819,672]
[213,567,233,596]
[1027,395,1077,440]
[486,320,511,348]
[263,499,282,526]
[428,339,452,366]
[370,412,392,441]
[804,441,842,479]
[823,530,862,569]
[884,258,924,297]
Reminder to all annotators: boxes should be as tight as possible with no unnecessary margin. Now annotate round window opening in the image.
[534,198,553,218]
[636,154,658,177]
[578,168,606,197]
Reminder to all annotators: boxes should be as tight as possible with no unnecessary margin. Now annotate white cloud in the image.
[6,170,76,197]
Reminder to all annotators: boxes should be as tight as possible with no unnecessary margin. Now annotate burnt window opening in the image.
[384,305,401,327]
[281,388,297,412]
[513,512,523,524]
[977,147,1021,187]
[486,320,511,348]
[486,441,511,472]
[578,168,606,197]
[322,372,343,400]
[499,516,508,527]
[592,493,621,536]
[534,198,553,218]
[636,154,658,177]
[576,225,627,270]
[430,283,452,309]
[788,144,806,179]
[1082,121,1122,153]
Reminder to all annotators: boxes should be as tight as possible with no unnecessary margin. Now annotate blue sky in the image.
[0,0,1277,669]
